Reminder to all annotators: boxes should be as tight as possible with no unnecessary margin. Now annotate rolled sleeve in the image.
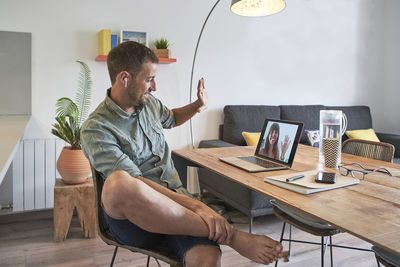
[152,95,175,129]
[162,108,175,129]
[81,125,142,179]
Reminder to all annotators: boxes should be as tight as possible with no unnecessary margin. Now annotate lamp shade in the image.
[231,0,286,16]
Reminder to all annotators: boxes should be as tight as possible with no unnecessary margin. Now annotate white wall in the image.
[382,0,400,134]
[0,0,397,151]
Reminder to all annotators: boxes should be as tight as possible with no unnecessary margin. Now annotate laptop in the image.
[219,118,304,172]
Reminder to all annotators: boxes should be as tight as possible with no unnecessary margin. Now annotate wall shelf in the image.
[95,55,107,61]
[95,55,176,64]
[158,58,177,64]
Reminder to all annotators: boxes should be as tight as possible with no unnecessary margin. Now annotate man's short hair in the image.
[107,41,158,85]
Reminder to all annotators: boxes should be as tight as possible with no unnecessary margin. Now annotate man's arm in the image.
[136,175,233,244]
[172,78,208,126]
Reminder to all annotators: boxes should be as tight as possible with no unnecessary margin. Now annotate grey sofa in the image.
[198,105,400,232]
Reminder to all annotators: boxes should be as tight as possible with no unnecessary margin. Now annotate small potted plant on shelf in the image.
[51,60,92,185]
[153,38,171,58]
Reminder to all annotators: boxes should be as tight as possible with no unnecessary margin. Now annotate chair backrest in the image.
[342,139,395,163]
[91,167,119,245]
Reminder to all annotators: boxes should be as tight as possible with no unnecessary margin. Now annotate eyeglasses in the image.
[338,163,393,180]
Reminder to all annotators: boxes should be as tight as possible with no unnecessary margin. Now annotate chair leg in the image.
[275,222,287,267]
[279,222,286,243]
[249,217,253,233]
[329,236,333,267]
[376,257,381,267]
[146,256,150,267]
[289,224,292,259]
[110,246,118,267]
[321,236,325,267]
[154,258,161,267]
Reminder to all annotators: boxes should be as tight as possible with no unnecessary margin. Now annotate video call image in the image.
[258,121,299,163]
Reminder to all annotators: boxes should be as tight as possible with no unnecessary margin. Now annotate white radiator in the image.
[12,138,66,212]
[9,139,198,212]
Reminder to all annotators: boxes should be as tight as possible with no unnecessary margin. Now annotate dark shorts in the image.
[103,209,220,264]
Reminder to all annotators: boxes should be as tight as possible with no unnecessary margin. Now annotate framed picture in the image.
[120,30,148,46]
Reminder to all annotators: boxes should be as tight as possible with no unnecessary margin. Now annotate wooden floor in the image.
[0,210,379,267]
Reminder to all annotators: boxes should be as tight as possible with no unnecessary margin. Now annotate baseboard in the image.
[0,208,53,224]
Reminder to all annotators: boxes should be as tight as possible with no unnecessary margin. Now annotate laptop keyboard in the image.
[240,156,282,168]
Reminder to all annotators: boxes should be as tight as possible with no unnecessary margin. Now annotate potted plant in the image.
[51,60,92,184]
[153,38,171,58]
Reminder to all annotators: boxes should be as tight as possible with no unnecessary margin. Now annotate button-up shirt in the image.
[81,89,188,195]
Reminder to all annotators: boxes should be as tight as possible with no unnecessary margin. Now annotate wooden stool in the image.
[53,177,96,241]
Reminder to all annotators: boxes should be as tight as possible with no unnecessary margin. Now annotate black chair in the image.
[342,139,397,267]
[271,200,345,267]
[91,168,182,267]
[272,138,395,267]
[372,246,400,267]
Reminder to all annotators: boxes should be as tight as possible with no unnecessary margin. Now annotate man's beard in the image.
[128,89,150,108]
[136,92,150,107]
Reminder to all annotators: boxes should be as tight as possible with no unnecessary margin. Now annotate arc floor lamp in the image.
[189,0,286,148]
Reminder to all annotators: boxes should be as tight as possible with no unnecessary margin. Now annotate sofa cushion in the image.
[242,132,262,146]
[345,128,380,142]
[280,105,325,144]
[305,130,320,147]
[223,105,281,145]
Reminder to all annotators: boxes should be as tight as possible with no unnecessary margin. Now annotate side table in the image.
[53,177,96,241]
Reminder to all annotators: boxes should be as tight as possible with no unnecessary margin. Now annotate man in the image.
[81,41,283,266]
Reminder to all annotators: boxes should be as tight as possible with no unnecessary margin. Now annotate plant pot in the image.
[153,49,171,58]
[57,146,91,185]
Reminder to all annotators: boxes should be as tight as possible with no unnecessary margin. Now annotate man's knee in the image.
[185,245,221,267]
[102,170,138,210]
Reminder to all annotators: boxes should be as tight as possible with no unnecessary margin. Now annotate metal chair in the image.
[342,139,395,163]
[91,168,182,267]
[372,246,400,267]
[272,201,341,267]
[342,139,396,267]
[273,139,395,267]
[270,198,374,267]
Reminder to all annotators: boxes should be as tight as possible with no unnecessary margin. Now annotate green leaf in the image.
[51,60,92,147]
[51,128,66,142]
[54,116,75,145]
[154,38,169,49]
[75,60,92,126]
[52,123,72,145]
[55,97,79,121]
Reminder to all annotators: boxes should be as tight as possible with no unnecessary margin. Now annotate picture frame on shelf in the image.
[120,30,148,46]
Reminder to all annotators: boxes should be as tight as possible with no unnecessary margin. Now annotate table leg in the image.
[172,152,200,189]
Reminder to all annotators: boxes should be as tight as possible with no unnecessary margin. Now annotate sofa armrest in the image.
[198,139,238,149]
[376,132,400,158]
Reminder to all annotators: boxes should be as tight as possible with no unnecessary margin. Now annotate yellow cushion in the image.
[345,128,380,142]
[242,132,261,146]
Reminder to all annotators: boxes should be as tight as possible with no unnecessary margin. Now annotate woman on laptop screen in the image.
[259,123,292,162]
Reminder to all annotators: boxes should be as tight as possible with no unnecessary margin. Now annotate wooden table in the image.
[172,144,400,256]
[53,178,96,241]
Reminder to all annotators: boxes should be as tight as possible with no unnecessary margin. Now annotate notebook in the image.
[264,170,360,194]
[219,118,303,172]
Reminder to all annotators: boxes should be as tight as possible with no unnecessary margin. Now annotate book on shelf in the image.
[98,29,111,56]
[111,34,118,49]
[264,170,359,194]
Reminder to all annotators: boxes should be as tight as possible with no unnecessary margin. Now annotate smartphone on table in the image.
[315,171,336,184]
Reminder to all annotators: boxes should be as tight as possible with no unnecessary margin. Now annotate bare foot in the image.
[225,229,283,265]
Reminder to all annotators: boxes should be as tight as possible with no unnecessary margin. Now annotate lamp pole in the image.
[189,0,222,149]
[188,0,285,148]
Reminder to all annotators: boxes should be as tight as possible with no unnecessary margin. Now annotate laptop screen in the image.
[255,119,303,166]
